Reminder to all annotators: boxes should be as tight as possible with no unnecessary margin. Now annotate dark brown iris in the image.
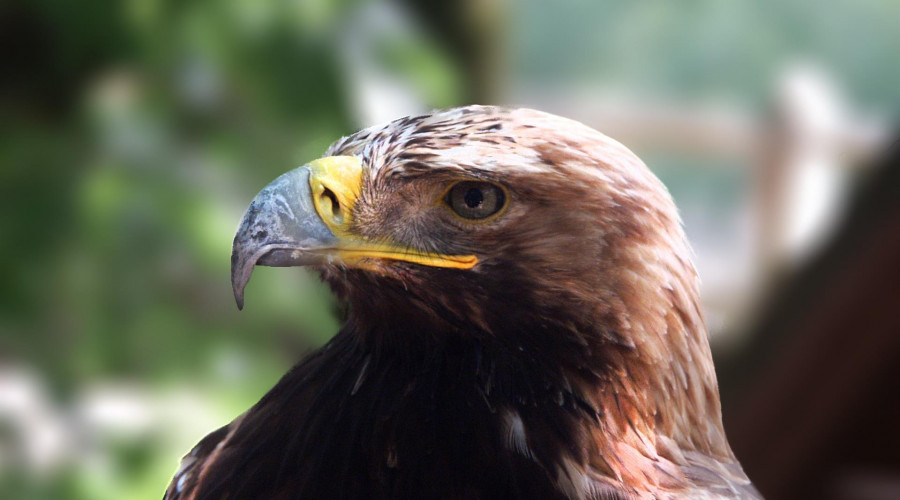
[447,181,506,220]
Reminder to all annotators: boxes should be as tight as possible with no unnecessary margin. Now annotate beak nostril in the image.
[321,186,341,220]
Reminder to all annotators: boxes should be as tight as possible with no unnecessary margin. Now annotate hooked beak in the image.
[230,156,477,310]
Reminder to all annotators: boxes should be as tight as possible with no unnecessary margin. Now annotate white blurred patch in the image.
[0,366,72,474]
[0,364,226,480]
[338,1,429,127]
[774,64,849,264]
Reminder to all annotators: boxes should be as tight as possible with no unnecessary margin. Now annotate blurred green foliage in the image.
[2,0,361,385]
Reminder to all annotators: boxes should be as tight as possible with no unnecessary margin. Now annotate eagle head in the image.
[234,106,685,343]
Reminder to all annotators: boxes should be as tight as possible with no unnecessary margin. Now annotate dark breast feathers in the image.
[167,331,757,499]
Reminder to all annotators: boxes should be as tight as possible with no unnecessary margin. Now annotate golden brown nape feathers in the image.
[167,106,760,499]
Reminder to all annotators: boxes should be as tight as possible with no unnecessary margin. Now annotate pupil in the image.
[464,188,483,208]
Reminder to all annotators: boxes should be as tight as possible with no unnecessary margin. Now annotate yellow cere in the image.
[307,155,364,235]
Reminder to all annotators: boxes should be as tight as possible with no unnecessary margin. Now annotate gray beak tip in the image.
[229,165,337,311]
[231,246,249,310]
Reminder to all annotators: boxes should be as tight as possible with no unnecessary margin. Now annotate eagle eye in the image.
[446,181,506,220]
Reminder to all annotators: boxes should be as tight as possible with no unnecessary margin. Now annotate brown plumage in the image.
[166,106,759,499]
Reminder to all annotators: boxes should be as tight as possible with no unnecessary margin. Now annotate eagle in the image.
[165,106,760,499]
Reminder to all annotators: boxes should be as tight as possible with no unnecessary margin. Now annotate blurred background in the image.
[1,0,897,499]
